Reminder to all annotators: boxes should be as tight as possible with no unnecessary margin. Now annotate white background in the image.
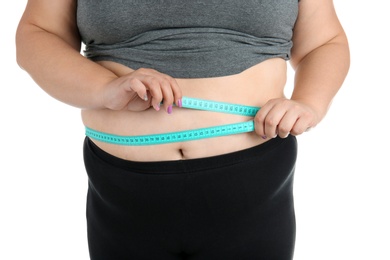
[1,1,389,259]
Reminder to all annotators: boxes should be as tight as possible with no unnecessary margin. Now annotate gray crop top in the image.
[77,0,299,78]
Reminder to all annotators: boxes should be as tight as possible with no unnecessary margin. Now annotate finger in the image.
[276,110,299,138]
[156,74,182,111]
[261,100,292,138]
[254,102,275,138]
[159,79,175,113]
[133,68,182,112]
[264,111,288,139]
[141,76,164,111]
[166,76,182,107]
[125,77,148,101]
[290,116,313,136]
[130,69,163,110]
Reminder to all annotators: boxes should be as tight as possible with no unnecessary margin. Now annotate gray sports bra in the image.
[77,0,299,78]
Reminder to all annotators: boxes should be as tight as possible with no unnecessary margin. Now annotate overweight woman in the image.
[16,0,349,259]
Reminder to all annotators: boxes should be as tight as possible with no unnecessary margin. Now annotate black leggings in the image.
[83,136,298,260]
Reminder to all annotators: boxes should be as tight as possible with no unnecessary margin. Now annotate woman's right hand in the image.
[102,68,182,113]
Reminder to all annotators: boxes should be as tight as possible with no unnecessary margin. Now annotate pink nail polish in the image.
[168,105,173,114]
[262,135,267,140]
[177,99,182,108]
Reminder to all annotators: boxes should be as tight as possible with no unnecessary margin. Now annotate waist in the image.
[82,103,265,162]
[82,59,287,161]
[86,97,259,146]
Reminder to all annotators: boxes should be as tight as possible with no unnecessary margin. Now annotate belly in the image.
[82,58,287,161]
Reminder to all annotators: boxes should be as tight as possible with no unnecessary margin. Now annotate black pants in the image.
[83,136,298,260]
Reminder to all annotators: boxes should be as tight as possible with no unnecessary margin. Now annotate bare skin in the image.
[82,59,286,161]
[16,0,350,162]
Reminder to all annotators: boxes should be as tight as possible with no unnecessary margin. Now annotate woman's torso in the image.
[82,58,287,161]
[78,0,298,161]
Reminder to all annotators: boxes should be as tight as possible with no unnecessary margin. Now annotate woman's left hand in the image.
[254,98,319,139]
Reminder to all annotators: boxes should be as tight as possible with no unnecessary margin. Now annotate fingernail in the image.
[262,135,267,140]
[177,99,182,108]
[154,103,160,111]
[143,94,148,101]
[167,105,173,114]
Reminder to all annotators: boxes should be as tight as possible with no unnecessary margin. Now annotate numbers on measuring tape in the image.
[85,97,260,146]
[86,121,255,146]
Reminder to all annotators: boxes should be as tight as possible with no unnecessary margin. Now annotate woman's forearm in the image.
[291,33,350,122]
[16,24,117,109]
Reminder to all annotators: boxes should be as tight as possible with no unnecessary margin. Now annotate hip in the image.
[84,134,298,259]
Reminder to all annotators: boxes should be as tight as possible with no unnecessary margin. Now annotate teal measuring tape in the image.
[180,96,259,117]
[85,97,260,146]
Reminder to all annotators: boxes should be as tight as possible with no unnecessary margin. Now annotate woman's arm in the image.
[254,0,350,138]
[16,0,181,112]
[290,0,350,121]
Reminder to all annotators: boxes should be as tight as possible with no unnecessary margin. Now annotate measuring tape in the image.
[180,96,259,116]
[85,97,260,146]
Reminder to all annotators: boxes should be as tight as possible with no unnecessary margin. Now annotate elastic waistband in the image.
[84,135,296,174]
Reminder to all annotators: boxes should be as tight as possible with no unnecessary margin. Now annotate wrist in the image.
[291,97,329,125]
